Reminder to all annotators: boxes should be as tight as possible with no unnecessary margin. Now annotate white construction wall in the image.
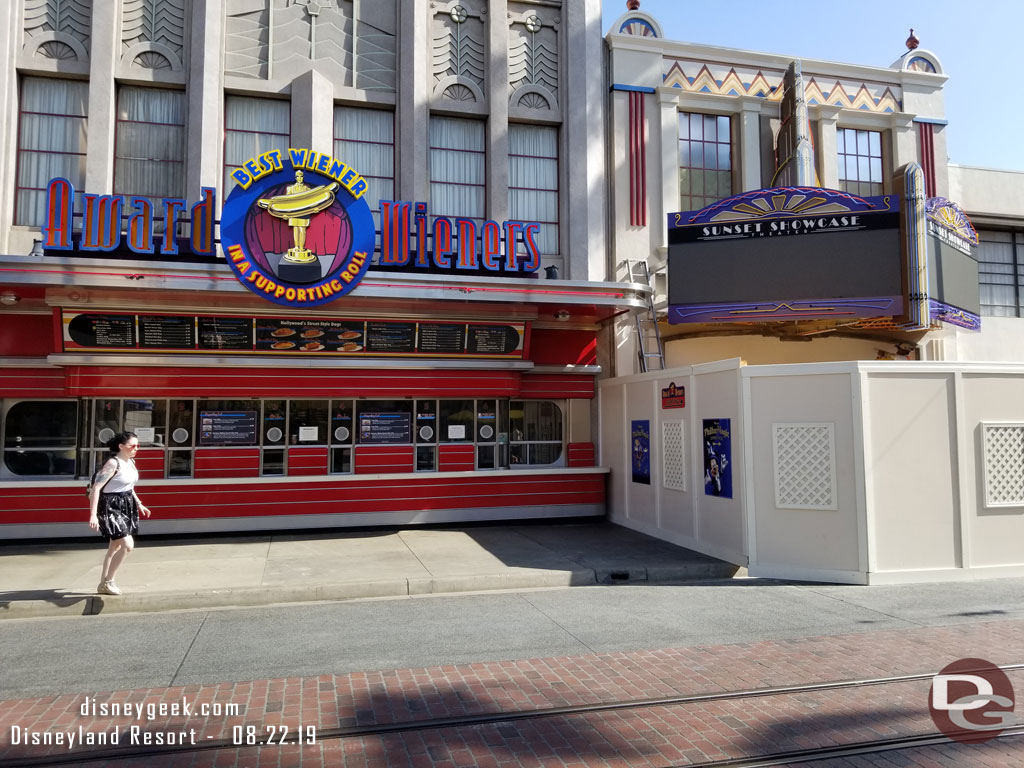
[601,359,1024,584]
[599,358,746,566]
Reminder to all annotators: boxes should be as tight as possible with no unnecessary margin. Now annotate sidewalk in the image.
[0,522,744,619]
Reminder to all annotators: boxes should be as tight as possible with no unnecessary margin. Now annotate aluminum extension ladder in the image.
[626,260,665,373]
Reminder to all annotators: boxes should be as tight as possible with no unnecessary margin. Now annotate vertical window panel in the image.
[333,106,394,213]
[224,96,290,195]
[678,111,732,212]
[429,117,485,224]
[837,128,883,197]
[508,124,559,257]
[977,230,1022,317]
[114,87,186,232]
[15,77,89,227]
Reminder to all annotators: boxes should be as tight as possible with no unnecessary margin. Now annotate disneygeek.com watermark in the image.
[929,658,1016,744]
[9,696,242,749]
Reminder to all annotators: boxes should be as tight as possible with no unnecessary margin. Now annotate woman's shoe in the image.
[97,580,122,595]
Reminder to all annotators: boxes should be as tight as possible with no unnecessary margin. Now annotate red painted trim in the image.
[64,367,524,399]
[529,329,597,366]
[0,314,57,357]
[438,444,476,472]
[194,448,260,478]
[53,307,64,355]
[134,452,166,480]
[519,375,595,400]
[0,473,606,524]
[0,367,67,397]
[287,447,327,476]
[918,123,936,198]
[567,442,596,468]
[354,445,414,474]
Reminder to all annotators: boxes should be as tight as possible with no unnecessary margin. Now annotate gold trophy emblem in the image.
[257,171,340,264]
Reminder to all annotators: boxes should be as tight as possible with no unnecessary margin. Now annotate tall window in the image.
[509,124,558,256]
[14,77,88,227]
[977,230,1024,317]
[333,106,394,214]
[837,128,883,197]
[114,87,186,226]
[678,112,732,213]
[224,96,290,195]
[429,117,485,224]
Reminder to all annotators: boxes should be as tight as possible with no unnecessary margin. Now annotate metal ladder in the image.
[626,260,665,372]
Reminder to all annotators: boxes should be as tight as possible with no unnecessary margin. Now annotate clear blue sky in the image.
[602,0,1024,172]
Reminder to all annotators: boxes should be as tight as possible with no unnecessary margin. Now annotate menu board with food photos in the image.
[61,311,526,359]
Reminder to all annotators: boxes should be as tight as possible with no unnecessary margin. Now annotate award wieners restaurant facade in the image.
[0,0,630,537]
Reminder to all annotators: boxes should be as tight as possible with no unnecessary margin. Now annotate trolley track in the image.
[5,662,1023,767]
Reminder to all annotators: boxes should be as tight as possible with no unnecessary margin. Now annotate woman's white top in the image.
[101,457,139,494]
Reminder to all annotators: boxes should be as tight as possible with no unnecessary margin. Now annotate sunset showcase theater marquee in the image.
[41,147,544,309]
[667,181,980,332]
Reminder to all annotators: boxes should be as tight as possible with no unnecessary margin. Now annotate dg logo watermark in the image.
[929,658,1016,744]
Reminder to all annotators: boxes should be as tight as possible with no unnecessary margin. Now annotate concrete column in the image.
[397,0,429,202]
[813,105,840,189]
[291,69,335,157]
[486,0,509,224]
[564,0,606,282]
[187,0,225,203]
[657,89,679,246]
[737,96,763,193]
[85,1,120,193]
[930,124,950,198]
[889,113,918,183]
[0,2,22,250]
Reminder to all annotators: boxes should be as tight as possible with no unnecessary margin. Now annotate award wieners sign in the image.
[221,149,375,308]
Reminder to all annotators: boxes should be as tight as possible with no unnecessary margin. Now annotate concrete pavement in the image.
[0,522,744,619]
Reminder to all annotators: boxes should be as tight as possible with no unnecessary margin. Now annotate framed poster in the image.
[702,418,732,498]
[631,420,651,485]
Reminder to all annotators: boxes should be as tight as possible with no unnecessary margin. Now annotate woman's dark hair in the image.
[106,431,138,453]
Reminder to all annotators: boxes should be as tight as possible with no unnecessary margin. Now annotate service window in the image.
[415,399,437,471]
[509,400,564,467]
[356,400,413,444]
[330,400,354,474]
[2,400,79,477]
[439,400,474,442]
[289,400,329,445]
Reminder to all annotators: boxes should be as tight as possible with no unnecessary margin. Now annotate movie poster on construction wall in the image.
[631,420,651,485]
[703,418,732,498]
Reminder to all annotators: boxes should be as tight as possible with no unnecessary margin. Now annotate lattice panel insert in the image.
[662,420,686,491]
[983,423,1024,507]
[772,423,837,510]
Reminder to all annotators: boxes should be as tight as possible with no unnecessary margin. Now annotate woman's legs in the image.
[101,535,135,583]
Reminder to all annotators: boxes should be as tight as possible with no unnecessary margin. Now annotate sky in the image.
[602,0,1024,172]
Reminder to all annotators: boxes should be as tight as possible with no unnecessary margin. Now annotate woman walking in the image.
[87,431,152,595]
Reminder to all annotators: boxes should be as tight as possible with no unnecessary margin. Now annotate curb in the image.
[0,564,745,620]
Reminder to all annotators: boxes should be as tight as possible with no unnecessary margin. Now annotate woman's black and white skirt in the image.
[97,491,139,541]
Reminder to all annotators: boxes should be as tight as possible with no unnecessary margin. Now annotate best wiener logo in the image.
[220,148,374,308]
[929,658,1015,744]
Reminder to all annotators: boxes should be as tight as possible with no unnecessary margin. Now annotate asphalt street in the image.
[4,577,1024,700]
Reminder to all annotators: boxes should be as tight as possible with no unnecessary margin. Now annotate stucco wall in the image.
[949,165,1024,218]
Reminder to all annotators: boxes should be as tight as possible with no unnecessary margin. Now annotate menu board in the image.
[66,313,136,349]
[198,317,254,351]
[62,311,526,360]
[467,324,523,355]
[418,323,466,354]
[198,411,258,446]
[255,318,365,354]
[366,322,416,354]
[139,315,194,349]
[358,412,412,444]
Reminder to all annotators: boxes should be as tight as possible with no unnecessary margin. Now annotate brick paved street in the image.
[3,618,1023,767]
